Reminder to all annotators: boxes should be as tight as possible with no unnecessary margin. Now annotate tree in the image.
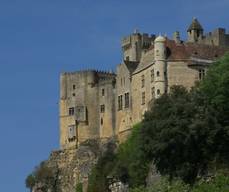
[25,174,36,192]
[25,161,56,192]
[200,53,229,126]
[140,86,221,184]
[200,53,229,163]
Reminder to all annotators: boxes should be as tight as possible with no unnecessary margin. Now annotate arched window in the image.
[157,71,160,77]
[157,89,160,95]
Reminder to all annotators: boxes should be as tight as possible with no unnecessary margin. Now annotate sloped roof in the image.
[165,40,228,60]
[187,18,203,32]
[133,48,154,74]
[124,60,139,74]
[132,39,229,75]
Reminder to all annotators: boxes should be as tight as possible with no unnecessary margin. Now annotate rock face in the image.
[32,140,101,192]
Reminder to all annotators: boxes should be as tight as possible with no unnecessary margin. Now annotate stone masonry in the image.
[60,18,229,149]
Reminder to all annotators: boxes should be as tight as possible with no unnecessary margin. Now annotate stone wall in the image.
[60,71,116,149]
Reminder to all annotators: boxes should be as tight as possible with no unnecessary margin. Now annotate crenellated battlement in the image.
[60,18,229,150]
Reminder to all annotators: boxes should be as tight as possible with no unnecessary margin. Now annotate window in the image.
[151,87,155,98]
[141,75,145,88]
[157,89,160,95]
[73,84,76,90]
[125,92,130,108]
[72,93,75,97]
[100,105,105,113]
[199,69,205,80]
[69,107,74,116]
[151,69,154,82]
[157,71,160,77]
[142,92,145,105]
[118,95,123,110]
[101,118,103,125]
[68,125,76,142]
[102,89,105,96]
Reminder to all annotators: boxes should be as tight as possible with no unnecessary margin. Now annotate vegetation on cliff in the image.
[87,53,229,191]
[26,54,229,191]
[26,161,57,191]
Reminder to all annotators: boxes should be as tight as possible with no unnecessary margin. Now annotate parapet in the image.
[121,32,155,49]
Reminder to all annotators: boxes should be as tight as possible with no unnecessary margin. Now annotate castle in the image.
[59,18,229,149]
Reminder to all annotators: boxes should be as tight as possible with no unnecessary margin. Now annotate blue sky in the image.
[0,0,228,191]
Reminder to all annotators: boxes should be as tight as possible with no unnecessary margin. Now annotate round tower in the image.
[154,35,166,98]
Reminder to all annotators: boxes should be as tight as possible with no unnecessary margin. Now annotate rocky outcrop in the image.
[32,139,101,192]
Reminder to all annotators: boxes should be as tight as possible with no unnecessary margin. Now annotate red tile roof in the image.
[165,39,229,61]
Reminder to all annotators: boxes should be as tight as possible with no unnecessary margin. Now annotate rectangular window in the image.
[142,92,145,105]
[68,125,76,142]
[199,69,205,80]
[102,89,105,96]
[100,105,105,113]
[125,92,130,108]
[69,107,74,116]
[141,75,145,88]
[73,84,76,90]
[151,87,155,98]
[151,69,154,82]
[118,95,123,110]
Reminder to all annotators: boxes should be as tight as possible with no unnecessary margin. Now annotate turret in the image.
[187,18,204,42]
[121,30,155,62]
[154,35,166,98]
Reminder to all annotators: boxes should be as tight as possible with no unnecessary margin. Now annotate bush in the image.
[25,162,56,191]
[75,183,83,192]
[112,123,150,187]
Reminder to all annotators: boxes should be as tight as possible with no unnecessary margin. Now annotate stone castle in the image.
[59,18,229,149]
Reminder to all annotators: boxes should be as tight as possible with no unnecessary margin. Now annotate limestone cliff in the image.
[31,139,103,192]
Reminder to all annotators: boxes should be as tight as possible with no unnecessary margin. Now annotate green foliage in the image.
[25,174,36,190]
[129,186,148,192]
[88,124,149,191]
[200,53,229,163]
[87,142,117,192]
[113,123,150,187]
[131,174,229,192]
[192,174,229,192]
[25,162,56,191]
[200,53,229,125]
[75,183,83,192]
[87,53,229,190]
[140,85,221,183]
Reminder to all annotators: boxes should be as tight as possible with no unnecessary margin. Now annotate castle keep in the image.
[60,18,229,149]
